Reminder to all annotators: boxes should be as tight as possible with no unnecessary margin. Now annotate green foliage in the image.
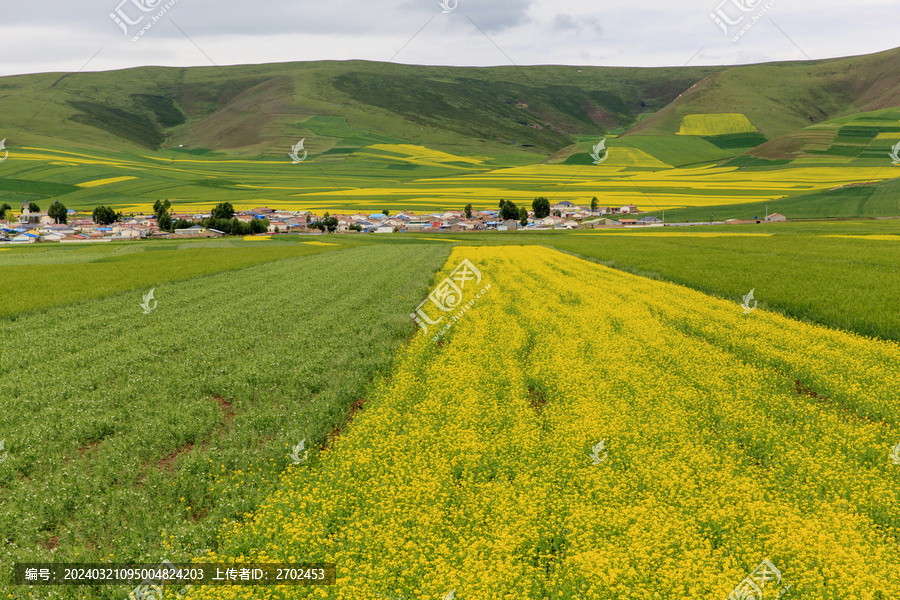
[211,202,235,221]
[590,197,599,211]
[158,212,173,232]
[92,205,117,225]
[48,200,68,224]
[500,200,519,221]
[532,197,551,219]
[519,207,528,227]
[464,203,473,219]
[153,199,171,219]
[1,202,13,220]
[382,209,390,216]
[27,201,40,213]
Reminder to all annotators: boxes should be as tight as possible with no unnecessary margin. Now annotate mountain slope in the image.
[2,60,725,156]
[624,46,900,144]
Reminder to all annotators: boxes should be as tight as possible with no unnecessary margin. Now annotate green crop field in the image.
[3,43,900,600]
[0,244,449,599]
[3,221,900,599]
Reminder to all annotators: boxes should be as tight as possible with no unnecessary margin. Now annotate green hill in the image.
[623,46,900,157]
[3,50,900,218]
[0,61,722,157]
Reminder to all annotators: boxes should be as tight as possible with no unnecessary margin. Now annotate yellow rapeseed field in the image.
[75,175,137,187]
[677,113,758,136]
[189,247,900,599]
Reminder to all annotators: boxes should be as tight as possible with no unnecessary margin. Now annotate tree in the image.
[519,207,528,227]
[499,200,519,221]
[152,199,171,219]
[0,202,13,220]
[158,212,173,232]
[532,197,550,219]
[464,203,473,219]
[382,209,390,216]
[211,202,235,221]
[552,209,561,217]
[498,199,506,209]
[322,212,338,233]
[591,196,599,211]
[92,205,118,225]
[28,201,40,213]
[48,200,68,224]
[349,223,362,232]
[249,217,268,234]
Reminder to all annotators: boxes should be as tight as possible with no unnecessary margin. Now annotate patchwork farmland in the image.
[1,26,900,600]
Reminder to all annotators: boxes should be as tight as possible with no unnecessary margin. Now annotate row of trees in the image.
[309,212,338,233]
[202,202,269,235]
[462,196,601,223]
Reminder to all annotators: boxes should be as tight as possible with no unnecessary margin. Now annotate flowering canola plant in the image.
[191,246,900,599]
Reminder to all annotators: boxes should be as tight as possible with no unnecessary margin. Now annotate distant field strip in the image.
[3,144,899,214]
[677,113,758,136]
[193,246,900,599]
[75,175,137,187]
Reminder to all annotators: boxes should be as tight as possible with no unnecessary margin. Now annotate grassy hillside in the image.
[746,108,900,162]
[625,47,900,152]
[0,61,721,157]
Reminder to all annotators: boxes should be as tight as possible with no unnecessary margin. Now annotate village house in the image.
[620,204,639,214]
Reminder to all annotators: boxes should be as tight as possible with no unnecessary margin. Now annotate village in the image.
[0,200,788,243]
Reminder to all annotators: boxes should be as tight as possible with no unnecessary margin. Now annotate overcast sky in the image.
[0,0,897,76]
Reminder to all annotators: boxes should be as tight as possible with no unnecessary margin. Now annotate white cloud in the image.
[0,0,896,75]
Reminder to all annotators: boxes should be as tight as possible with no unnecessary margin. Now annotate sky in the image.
[0,0,897,76]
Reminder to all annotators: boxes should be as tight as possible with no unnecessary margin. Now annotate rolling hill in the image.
[1,47,899,218]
